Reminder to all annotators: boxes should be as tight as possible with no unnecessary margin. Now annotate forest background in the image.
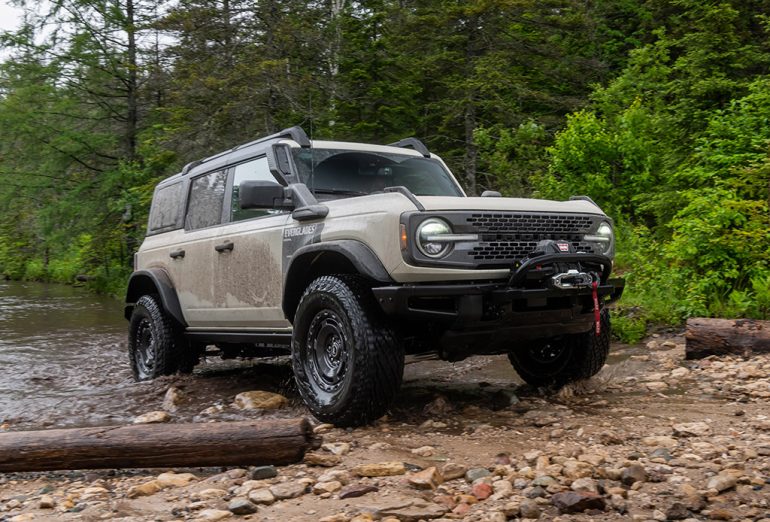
[0,0,768,341]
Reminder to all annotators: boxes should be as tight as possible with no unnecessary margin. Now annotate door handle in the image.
[169,249,185,259]
[215,241,234,253]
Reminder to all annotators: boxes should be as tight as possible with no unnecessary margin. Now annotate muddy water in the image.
[0,281,128,429]
[0,279,668,433]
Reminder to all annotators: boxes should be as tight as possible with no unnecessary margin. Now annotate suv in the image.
[125,126,624,426]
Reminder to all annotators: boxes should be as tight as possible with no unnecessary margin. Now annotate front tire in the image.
[292,275,404,427]
[128,295,180,380]
[508,308,611,387]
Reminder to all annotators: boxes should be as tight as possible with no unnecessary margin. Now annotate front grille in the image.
[464,213,596,265]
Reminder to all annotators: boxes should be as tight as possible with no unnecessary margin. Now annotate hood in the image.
[415,196,606,215]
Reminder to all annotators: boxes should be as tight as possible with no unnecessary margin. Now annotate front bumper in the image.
[373,278,624,322]
[372,278,624,354]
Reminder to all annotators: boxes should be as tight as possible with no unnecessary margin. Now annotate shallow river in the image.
[0,280,656,432]
[0,281,131,429]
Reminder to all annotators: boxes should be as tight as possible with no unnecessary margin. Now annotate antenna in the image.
[309,95,315,193]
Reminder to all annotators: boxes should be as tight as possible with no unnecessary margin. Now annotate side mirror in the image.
[481,190,502,198]
[239,181,289,210]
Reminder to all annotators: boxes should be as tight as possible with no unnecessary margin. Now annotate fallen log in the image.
[0,418,319,472]
[685,317,770,359]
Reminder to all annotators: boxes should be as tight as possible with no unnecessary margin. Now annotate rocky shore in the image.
[0,335,768,521]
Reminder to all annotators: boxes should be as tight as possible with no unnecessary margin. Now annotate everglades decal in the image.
[282,223,324,275]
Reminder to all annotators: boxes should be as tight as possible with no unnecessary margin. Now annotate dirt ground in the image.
[0,334,768,522]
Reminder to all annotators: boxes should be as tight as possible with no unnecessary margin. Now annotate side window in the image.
[231,156,282,222]
[185,170,228,230]
[147,182,184,234]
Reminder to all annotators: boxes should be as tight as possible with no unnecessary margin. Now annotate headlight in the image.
[584,221,613,253]
[417,218,453,258]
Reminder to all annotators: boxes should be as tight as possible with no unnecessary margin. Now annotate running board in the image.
[185,331,293,345]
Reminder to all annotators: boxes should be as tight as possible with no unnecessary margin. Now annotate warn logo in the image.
[557,242,570,252]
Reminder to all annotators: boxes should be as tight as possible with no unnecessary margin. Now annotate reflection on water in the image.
[0,281,128,429]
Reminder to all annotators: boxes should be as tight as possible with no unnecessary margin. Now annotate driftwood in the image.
[685,317,770,359]
[0,418,318,472]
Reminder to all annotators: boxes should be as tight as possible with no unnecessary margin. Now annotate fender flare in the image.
[124,269,186,327]
[282,240,392,320]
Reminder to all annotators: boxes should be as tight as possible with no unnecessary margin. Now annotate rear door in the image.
[175,168,230,327]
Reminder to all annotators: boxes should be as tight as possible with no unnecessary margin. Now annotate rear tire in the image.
[508,308,610,387]
[292,275,404,427]
[128,295,180,380]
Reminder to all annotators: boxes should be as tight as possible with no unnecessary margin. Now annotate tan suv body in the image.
[125,127,624,426]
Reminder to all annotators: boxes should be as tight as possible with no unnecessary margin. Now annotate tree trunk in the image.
[125,0,138,160]
[0,418,319,472]
[685,317,770,359]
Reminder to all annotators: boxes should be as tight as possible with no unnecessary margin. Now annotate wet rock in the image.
[706,474,737,493]
[313,480,343,495]
[551,491,606,514]
[423,395,453,416]
[563,460,594,479]
[646,381,669,392]
[519,498,541,519]
[313,423,335,434]
[304,451,342,467]
[571,477,598,493]
[339,484,379,499]
[269,481,307,500]
[472,482,493,500]
[411,445,435,457]
[250,465,277,480]
[441,462,467,481]
[708,507,737,520]
[322,442,351,455]
[247,488,275,505]
[233,390,288,410]
[157,471,198,488]
[525,486,547,498]
[492,479,513,499]
[127,479,162,498]
[665,502,691,520]
[465,467,492,482]
[318,469,352,485]
[650,448,673,461]
[228,498,257,515]
[133,411,170,424]
[621,464,647,486]
[642,435,678,448]
[673,422,712,437]
[38,495,54,509]
[408,467,442,490]
[353,461,406,477]
[194,488,228,500]
[162,386,183,412]
[194,509,232,521]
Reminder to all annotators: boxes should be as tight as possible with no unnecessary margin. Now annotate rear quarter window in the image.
[147,182,185,235]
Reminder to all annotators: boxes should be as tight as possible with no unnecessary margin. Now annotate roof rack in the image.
[387,137,430,158]
[181,126,311,175]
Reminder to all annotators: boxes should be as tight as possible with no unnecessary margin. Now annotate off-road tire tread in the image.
[292,274,404,427]
[128,294,179,380]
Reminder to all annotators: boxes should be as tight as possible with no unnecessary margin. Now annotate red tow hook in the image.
[591,280,601,336]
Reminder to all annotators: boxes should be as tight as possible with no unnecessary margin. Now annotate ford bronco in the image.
[125,126,624,426]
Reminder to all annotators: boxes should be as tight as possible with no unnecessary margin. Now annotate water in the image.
[0,281,131,429]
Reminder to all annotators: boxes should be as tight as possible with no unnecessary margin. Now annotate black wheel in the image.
[508,308,611,387]
[128,295,179,380]
[292,275,404,427]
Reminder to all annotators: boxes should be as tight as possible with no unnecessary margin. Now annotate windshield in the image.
[291,148,464,197]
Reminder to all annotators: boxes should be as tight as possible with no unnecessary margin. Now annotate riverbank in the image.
[0,334,768,521]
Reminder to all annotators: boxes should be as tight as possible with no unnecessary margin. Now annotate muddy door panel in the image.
[211,214,292,328]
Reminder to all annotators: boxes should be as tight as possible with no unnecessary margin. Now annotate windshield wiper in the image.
[312,188,369,196]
